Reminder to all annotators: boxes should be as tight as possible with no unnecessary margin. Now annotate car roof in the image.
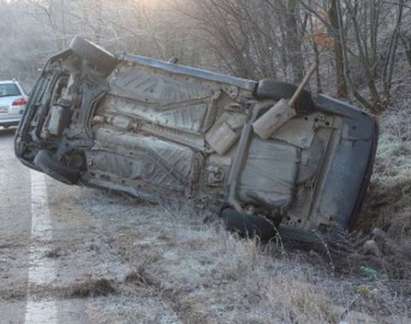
[0,80,20,85]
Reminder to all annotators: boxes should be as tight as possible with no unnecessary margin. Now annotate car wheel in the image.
[255,80,315,114]
[221,208,279,241]
[70,36,118,75]
[34,150,81,185]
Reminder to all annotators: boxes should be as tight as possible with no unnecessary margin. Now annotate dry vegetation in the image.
[1,0,411,322]
[75,189,410,323]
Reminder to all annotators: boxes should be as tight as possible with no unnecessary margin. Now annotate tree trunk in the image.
[95,0,103,43]
[329,0,348,98]
[284,0,304,83]
[401,34,411,68]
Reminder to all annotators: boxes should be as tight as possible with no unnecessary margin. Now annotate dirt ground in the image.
[0,127,410,324]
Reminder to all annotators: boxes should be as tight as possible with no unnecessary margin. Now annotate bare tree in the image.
[283,0,305,82]
[0,0,409,111]
[340,0,406,112]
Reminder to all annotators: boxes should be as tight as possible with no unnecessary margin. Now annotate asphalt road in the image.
[0,128,96,323]
[0,128,180,323]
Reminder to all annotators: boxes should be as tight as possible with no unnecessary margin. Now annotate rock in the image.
[362,240,381,257]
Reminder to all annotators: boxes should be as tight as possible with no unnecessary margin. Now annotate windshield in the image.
[0,83,21,97]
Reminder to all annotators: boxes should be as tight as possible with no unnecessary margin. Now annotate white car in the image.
[0,80,28,128]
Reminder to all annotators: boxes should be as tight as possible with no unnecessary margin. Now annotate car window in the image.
[0,83,21,97]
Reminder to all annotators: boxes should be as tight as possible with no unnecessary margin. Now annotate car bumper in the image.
[0,117,21,126]
[314,95,379,230]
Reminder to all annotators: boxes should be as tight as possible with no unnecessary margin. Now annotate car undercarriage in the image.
[15,37,378,241]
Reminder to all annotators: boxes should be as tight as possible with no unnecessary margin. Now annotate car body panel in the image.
[121,54,258,92]
[314,95,379,228]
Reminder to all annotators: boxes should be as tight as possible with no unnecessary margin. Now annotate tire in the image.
[221,208,278,241]
[70,36,118,75]
[34,150,81,185]
[255,80,315,114]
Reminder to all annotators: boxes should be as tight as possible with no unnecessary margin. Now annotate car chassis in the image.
[15,37,378,241]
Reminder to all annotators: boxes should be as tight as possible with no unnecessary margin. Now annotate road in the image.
[0,128,182,323]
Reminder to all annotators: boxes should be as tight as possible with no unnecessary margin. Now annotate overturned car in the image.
[15,37,378,241]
